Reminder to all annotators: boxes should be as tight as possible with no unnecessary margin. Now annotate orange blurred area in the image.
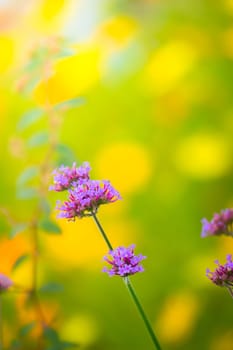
[0,235,30,275]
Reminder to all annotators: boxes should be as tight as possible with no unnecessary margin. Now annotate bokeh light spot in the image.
[95,142,152,194]
[0,36,14,73]
[96,15,138,50]
[43,217,135,268]
[211,330,233,350]
[174,133,231,179]
[156,292,199,344]
[61,314,99,346]
[145,40,198,95]
[34,45,101,106]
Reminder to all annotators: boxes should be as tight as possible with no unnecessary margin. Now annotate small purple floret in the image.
[49,162,91,192]
[56,180,121,220]
[201,208,233,237]
[0,273,13,291]
[103,244,146,277]
[206,254,233,290]
[50,162,121,220]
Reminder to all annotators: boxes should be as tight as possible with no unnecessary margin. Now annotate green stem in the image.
[91,213,162,349]
[227,287,233,299]
[0,296,3,350]
[124,277,162,350]
[91,212,113,251]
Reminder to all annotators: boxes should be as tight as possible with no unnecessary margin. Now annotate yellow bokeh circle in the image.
[145,40,198,95]
[95,142,152,194]
[61,314,99,346]
[174,133,231,179]
[156,291,199,343]
[42,217,136,268]
[34,44,101,106]
[0,36,15,73]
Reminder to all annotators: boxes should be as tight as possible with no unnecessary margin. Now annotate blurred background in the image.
[0,0,233,349]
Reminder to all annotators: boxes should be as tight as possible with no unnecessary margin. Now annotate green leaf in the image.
[27,131,49,148]
[12,254,29,271]
[39,218,61,234]
[17,166,38,186]
[17,109,44,131]
[39,199,51,215]
[23,76,41,95]
[10,339,21,349]
[16,187,37,199]
[10,223,27,239]
[39,282,64,293]
[56,144,76,164]
[59,341,79,349]
[55,49,75,59]
[44,327,59,342]
[43,327,79,350]
[19,322,36,337]
[54,97,85,111]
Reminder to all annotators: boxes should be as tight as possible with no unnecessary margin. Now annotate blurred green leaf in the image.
[19,322,36,337]
[55,49,75,59]
[39,282,64,293]
[39,198,51,215]
[10,339,21,349]
[27,131,49,148]
[44,327,79,350]
[24,76,41,95]
[17,166,38,186]
[12,254,29,271]
[16,187,37,199]
[17,109,44,131]
[10,223,27,239]
[56,144,76,164]
[39,218,61,234]
[54,97,85,111]
[59,341,79,349]
[44,326,59,342]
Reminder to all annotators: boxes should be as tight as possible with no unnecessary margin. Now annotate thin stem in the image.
[124,277,162,350]
[227,287,233,299]
[0,296,3,350]
[92,213,162,349]
[91,212,113,251]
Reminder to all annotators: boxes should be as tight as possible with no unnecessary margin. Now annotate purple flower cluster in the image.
[0,273,13,291]
[103,245,146,277]
[57,180,121,219]
[206,255,233,289]
[50,162,121,220]
[201,208,233,238]
[49,162,90,192]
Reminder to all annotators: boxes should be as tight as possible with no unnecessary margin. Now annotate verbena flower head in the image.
[201,208,233,238]
[56,179,121,220]
[0,273,13,292]
[103,244,146,277]
[206,255,233,292]
[49,162,90,192]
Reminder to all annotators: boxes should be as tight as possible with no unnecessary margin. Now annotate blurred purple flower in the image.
[206,255,233,293]
[0,273,13,292]
[49,162,90,192]
[103,244,146,277]
[201,208,233,238]
[56,179,121,220]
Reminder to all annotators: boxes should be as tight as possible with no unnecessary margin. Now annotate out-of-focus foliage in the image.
[1,0,233,349]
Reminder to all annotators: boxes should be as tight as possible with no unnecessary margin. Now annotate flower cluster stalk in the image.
[50,161,162,349]
[0,296,3,350]
[91,213,162,350]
